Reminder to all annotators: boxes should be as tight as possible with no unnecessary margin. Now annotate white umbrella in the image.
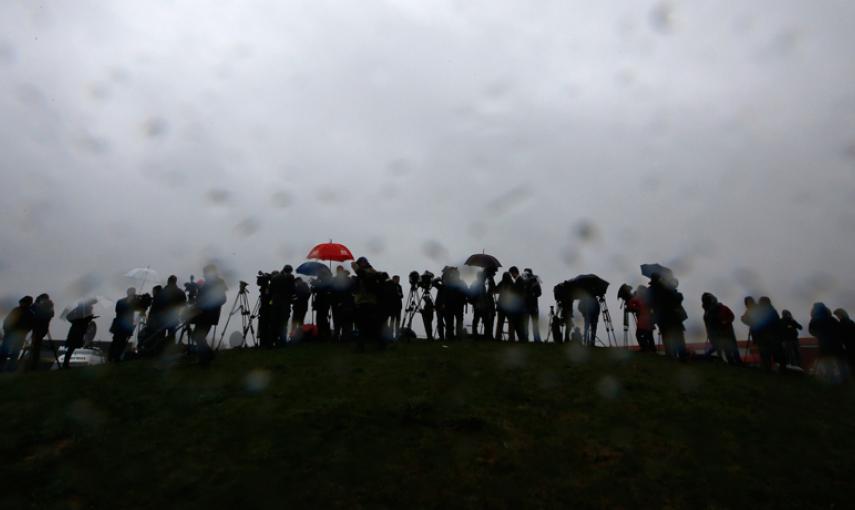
[125,267,158,290]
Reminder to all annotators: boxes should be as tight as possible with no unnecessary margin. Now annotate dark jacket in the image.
[196,277,227,325]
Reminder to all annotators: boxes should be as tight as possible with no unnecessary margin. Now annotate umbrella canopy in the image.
[306,242,354,262]
[464,253,502,270]
[296,261,332,278]
[640,263,678,287]
[125,267,158,290]
[567,274,610,298]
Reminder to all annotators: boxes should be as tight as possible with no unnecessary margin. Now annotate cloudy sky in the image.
[1,0,854,340]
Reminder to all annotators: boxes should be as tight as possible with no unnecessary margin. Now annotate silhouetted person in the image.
[832,308,855,372]
[578,292,600,347]
[434,277,446,341]
[701,293,742,365]
[421,294,435,340]
[291,277,311,341]
[109,288,138,362]
[470,269,496,339]
[442,267,466,340]
[495,271,522,341]
[553,282,575,342]
[161,275,187,347]
[256,272,274,348]
[741,296,759,344]
[754,296,785,371]
[780,310,802,368]
[648,274,687,359]
[522,268,542,342]
[270,265,295,346]
[332,267,355,342]
[190,264,227,364]
[809,302,847,382]
[28,293,54,371]
[139,285,166,355]
[507,266,528,342]
[351,257,385,350]
[548,306,562,342]
[63,298,97,369]
[627,286,655,352]
[312,272,333,341]
[1,296,35,372]
[389,275,403,339]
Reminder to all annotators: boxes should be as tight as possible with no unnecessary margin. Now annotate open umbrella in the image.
[464,253,502,270]
[640,263,677,287]
[125,267,158,290]
[567,274,610,298]
[296,261,332,278]
[306,242,354,263]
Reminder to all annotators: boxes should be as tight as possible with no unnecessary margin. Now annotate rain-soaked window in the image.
[1,1,854,508]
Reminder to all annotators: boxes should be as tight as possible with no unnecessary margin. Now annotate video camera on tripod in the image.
[400,270,435,339]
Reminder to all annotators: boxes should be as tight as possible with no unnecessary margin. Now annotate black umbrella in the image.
[640,263,677,287]
[567,274,610,298]
[464,253,502,270]
[296,261,332,278]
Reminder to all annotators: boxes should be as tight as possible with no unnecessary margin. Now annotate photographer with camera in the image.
[522,268,542,342]
[270,265,296,346]
[621,284,656,353]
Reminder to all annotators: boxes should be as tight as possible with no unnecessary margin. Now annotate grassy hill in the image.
[1,341,854,509]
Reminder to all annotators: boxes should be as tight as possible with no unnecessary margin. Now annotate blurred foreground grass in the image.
[1,341,854,509]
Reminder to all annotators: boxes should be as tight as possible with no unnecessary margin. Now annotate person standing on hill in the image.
[809,302,847,382]
[191,264,227,364]
[1,296,35,372]
[291,277,311,341]
[270,265,295,346]
[421,294,435,340]
[351,257,385,350]
[648,274,687,359]
[522,268,542,342]
[832,309,855,372]
[28,293,54,371]
[780,310,803,368]
[109,288,138,362]
[626,286,655,352]
[161,275,187,346]
[701,293,742,365]
[578,293,600,347]
[754,297,785,371]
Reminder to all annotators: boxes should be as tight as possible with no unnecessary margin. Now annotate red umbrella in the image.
[306,241,354,262]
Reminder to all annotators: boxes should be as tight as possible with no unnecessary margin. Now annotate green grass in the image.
[1,341,854,509]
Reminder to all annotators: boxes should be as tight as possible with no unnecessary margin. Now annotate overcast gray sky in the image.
[1,0,854,340]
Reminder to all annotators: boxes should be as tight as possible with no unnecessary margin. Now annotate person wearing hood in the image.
[648,274,687,359]
[701,293,742,365]
[809,302,847,382]
[754,297,785,371]
[832,308,855,372]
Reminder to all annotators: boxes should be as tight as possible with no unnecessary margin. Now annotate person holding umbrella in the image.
[62,298,98,369]
[642,265,687,360]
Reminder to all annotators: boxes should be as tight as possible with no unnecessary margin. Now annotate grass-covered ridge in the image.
[1,342,854,509]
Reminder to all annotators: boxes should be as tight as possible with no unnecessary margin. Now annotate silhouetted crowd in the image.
[2,257,855,383]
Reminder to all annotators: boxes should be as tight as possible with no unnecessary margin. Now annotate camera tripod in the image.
[597,296,619,347]
[217,283,259,349]
[402,285,433,338]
